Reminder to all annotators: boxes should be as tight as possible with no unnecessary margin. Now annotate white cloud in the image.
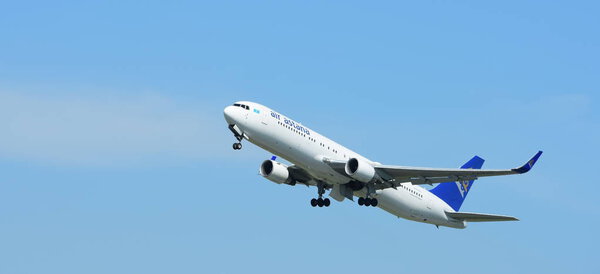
[0,89,229,166]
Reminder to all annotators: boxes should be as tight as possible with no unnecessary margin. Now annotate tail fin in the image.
[429,156,484,211]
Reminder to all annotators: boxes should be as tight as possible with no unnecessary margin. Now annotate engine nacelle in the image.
[345,158,376,183]
[260,160,291,184]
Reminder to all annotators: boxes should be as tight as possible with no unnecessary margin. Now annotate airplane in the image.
[224,101,542,229]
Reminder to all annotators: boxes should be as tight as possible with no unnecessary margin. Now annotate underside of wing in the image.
[288,165,315,185]
[322,158,348,176]
[445,211,519,222]
[375,151,543,185]
[288,163,353,202]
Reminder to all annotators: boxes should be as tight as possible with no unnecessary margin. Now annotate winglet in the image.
[512,151,543,174]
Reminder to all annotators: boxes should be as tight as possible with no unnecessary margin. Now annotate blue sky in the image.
[1,1,598,273]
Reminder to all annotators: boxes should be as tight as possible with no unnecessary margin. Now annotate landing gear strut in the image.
[311,181,330,207]
[358,182,378,207]
[229,124,244,150]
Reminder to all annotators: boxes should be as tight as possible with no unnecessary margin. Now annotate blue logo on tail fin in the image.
[455,180,471,198]
[513,151,543,174]
[429,156,484,211]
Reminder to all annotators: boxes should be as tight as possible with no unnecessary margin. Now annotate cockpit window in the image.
[232,103,250,110]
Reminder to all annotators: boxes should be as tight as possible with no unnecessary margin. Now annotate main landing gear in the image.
[358,197,378,207]
[311,197,331,207]
[311,181,330,207]
[232,142,242,150]
[357,183,378,207]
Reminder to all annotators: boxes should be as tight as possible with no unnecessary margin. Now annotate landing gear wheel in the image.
[317,198,324,207]
[364,198,371,207]
[370,198,378,207]
[232,143,242,150]
[358,197,365,206]
[310,198,318,207]
[324,198,331,207]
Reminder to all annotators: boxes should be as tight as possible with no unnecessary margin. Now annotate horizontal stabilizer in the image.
[445,211,519,222]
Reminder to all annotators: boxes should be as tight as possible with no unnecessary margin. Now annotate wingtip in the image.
[513,151,543,174]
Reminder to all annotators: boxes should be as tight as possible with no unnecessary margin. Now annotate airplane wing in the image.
[375,151,543,186]
[445,211,519,222]
[287,165,315,186]
[322,158,348,175]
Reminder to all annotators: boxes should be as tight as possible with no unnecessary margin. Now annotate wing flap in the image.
[445,211,519,222]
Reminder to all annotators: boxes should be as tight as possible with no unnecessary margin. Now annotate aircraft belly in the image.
[373,189,465,227]
[372,188,442,225]
[373,189,420,221]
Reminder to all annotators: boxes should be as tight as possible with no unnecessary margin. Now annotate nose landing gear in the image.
[228,124,244,150]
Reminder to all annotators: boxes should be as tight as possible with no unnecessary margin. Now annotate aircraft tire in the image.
[371,198,378,207]
[358,197,364,206]
[364,198,371,207]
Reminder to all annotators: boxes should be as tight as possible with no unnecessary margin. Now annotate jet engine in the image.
[260,160,291,184]
[345,158,377,183]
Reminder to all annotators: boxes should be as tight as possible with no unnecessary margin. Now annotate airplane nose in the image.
[223,106,237,124]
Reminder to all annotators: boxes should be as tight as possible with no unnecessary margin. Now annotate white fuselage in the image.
[224,101,466,228]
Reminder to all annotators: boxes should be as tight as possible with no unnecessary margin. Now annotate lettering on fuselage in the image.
[271,111,311,135]
[270,111,281,120]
